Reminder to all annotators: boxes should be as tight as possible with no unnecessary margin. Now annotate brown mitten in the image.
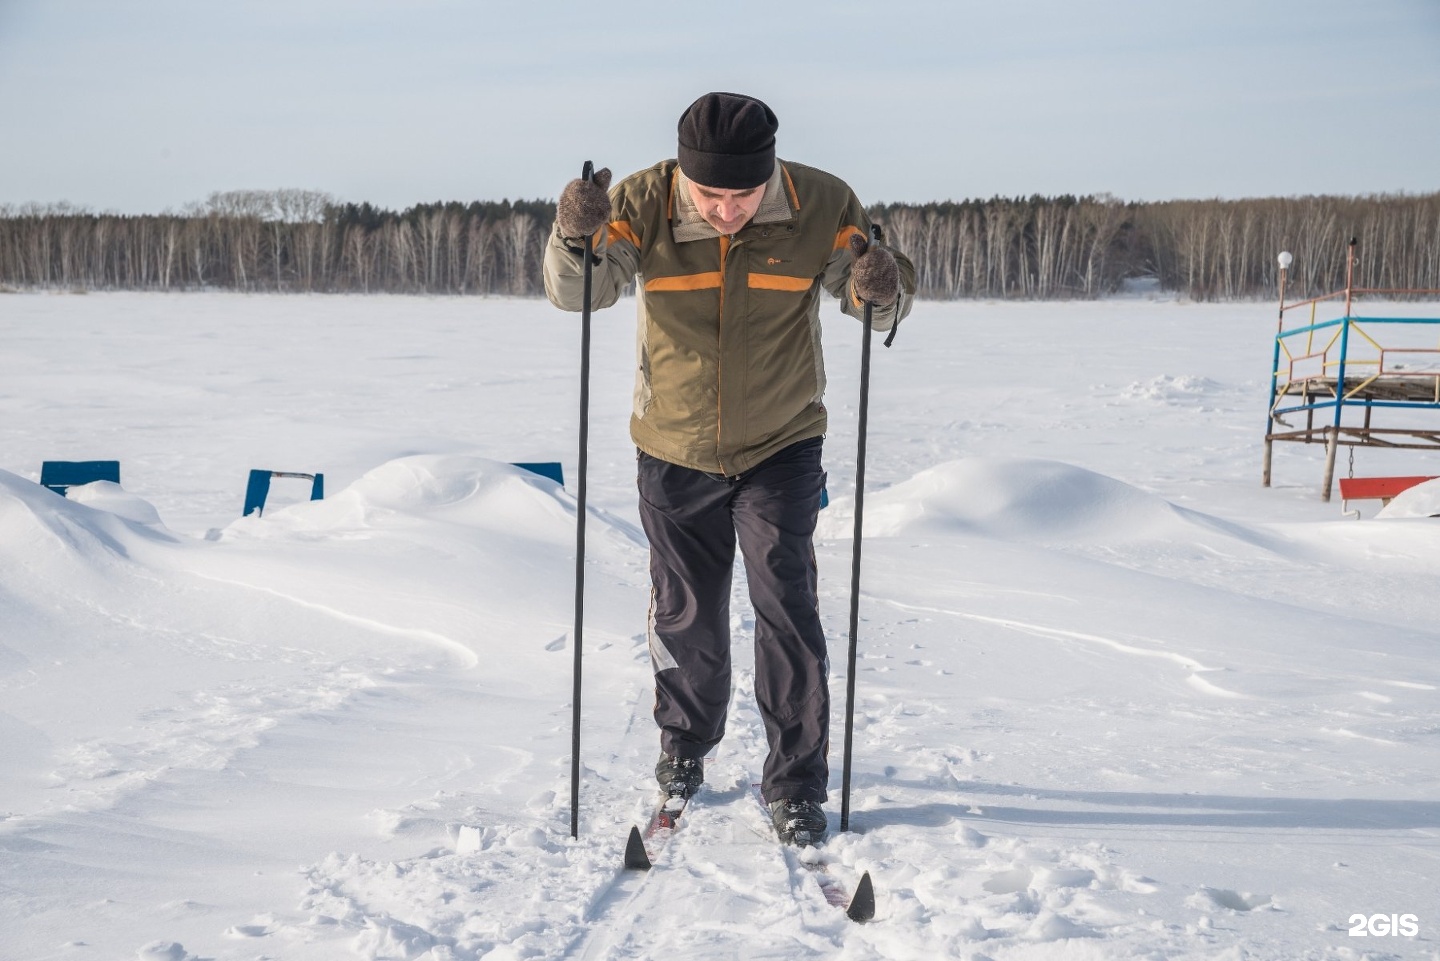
[556,167,613,241]
[848,232,899,306]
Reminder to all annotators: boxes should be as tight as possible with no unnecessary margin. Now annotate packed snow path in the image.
[2,293,1438,960]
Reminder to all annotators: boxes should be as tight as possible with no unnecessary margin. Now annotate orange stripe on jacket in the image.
[834,225,864,250]
[748,274,813,292]
[608,220,640,248]
[644,272,723,292]
[781,165,801,211]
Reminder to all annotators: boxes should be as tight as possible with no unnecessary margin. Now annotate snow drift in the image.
[825,457,1274,554]
[1376,476,1440,519]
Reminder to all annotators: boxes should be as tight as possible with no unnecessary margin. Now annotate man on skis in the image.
[543,91,914,844]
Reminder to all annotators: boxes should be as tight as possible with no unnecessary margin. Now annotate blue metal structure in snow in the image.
[40,460,120,496]
[244,469,324,517]
[1263,239,1440,501]
[512,462,565,486]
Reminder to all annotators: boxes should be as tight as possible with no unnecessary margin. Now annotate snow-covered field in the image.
[2,290,1438,961]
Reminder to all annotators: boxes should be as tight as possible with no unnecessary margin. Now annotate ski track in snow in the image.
[874,597,1243,696]
[3,293,1440,961]
[185,569,483,670]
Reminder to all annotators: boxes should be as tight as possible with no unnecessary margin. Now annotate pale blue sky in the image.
[1,0,1437,213]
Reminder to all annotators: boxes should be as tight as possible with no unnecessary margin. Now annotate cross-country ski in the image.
[622,793,689,871]
[749,782,876,923]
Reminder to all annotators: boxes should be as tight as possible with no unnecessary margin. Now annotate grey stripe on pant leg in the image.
[637,451,737,759]
[646,588,680,673]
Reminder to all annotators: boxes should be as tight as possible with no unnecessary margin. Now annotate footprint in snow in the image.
[1192,886,1273,912]
[223,923,273,938]
[136,942,198,961]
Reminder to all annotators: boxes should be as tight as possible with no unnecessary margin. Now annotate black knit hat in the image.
[676,92,778,190]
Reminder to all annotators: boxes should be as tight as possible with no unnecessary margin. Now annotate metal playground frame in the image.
[1262,239,1440,501]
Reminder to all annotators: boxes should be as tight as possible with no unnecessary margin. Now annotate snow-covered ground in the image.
[2,291,1438,961]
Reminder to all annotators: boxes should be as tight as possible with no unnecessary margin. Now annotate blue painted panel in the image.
[243,470,272,516]
[244,470,324,517]
[40,460,120,496]
[513,462,565,486]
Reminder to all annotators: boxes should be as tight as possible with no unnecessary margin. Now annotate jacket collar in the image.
[672,161,794,243]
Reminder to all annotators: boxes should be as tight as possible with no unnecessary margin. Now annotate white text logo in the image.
[1348,914,1419,938]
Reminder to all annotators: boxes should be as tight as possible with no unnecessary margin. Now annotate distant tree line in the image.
[875,191,1440,300]
[2,189,1437,300]
[0,190,553,296]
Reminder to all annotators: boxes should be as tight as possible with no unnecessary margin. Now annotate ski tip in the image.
[623,825,652,871]
[845,871,876,923]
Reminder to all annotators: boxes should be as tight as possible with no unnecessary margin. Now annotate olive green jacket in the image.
[543,158,915,476]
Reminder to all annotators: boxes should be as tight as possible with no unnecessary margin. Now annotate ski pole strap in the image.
[883,299,902,348]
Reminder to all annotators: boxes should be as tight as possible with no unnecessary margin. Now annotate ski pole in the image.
[840,224,882,834]
[570,160,595,839]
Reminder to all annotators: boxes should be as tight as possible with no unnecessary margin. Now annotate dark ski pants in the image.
[637,437,830,804]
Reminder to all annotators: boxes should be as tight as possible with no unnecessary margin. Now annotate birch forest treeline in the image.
[2,189,1437,300]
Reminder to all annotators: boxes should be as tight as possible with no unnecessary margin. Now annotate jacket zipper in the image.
[715,234,732,475]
